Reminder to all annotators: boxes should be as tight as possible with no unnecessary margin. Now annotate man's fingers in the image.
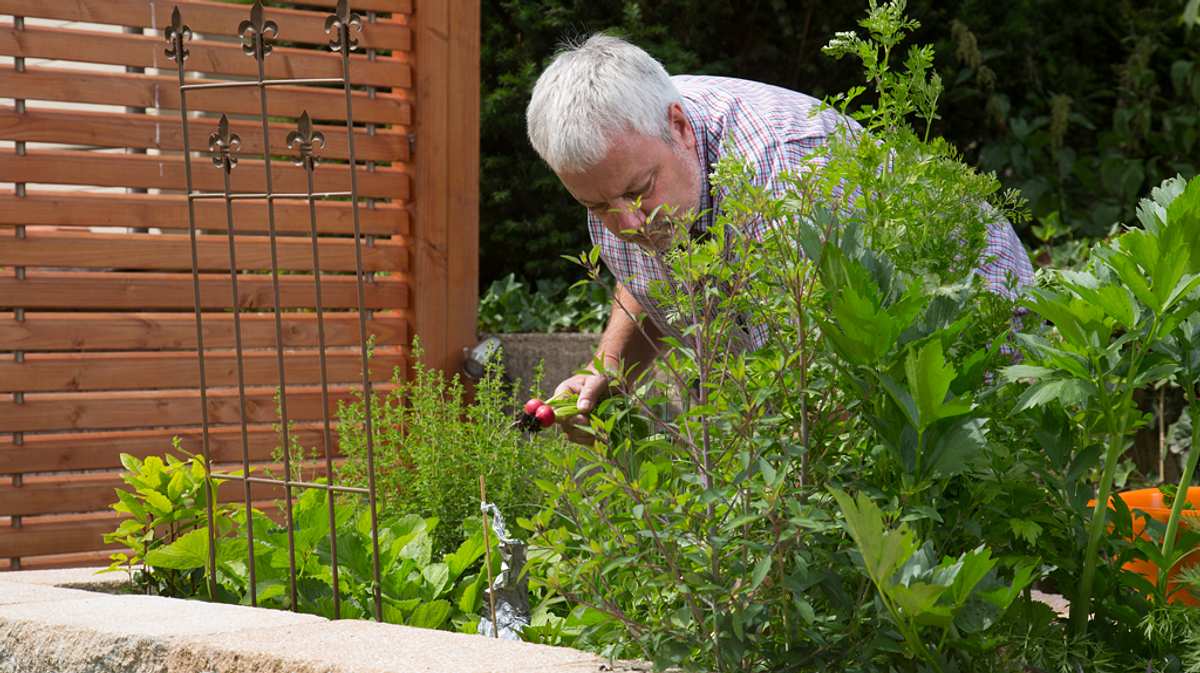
[577,375,607,413]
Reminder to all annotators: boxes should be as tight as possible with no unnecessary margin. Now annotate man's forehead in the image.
[562,136,658,200]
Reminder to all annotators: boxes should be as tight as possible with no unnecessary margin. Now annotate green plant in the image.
[521,4,1065,670]
[129,468,496,631]
[1008,174,1200,639]
[830,489,1034,672]
[336,339,559,554]
[101,443,236,598]
[478,273,611,333]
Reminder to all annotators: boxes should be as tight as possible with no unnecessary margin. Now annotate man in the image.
[524,34,1034,442]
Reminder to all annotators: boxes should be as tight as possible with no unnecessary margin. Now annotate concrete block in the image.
[0,593,321,638]
[0,581,98,606]
[172,620,615,673]
[0,566,130,594]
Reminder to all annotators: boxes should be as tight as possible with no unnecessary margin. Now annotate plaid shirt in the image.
[587,75,1034,347]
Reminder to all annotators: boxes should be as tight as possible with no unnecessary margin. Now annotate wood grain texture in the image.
[0,0,412,51]
[0,271,409,310]
[0,192,408,236]
[0,25,410,89]
[0,423,343,474]
[0,106,409,163]
[0,347,406,393]
[0,150,409,201]
[0,311,409,351]
[0,383,397,433]
[0,67,411,126]
[0,230,408,273]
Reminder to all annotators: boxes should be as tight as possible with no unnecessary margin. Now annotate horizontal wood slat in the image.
[0,383,397,432]
[0,347,406,393]
[0,503,289,558]
[285,0,412,12]
[0,230,408,273]
[0,550,112,571]
[0,311,409,351]
[0,151,409,201]
[0,67,411,127]
[0,516,119,557]
[0,106,409,163]
[0,26,411,90]
[1,0,412,52]
[0,462,340,517]
[0,192,407,236]
[0,423,342,474]
[0,271,409,310]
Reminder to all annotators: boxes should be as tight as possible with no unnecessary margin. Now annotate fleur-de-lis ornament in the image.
[324,0,362,53]
[164,7,192,63]
[209,115,241,171]
[238,1,279,60]
[287,112,326,170]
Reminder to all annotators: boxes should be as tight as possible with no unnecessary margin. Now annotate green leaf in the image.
[140,488,174,515]
[119,453,142,473]
[145,527,210,571]
[457,573,484,613]
[1001,365,1054,382]
[905,340,957,430]
[923,417,987,478]
[445,532,485,580]
[408,600,453,630]
[830,488,915,586]
[421,563,451,600]
[1014,378,1092,412]
[749,555,773,591]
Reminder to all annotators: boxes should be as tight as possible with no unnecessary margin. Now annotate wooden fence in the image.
[0,0,479,569]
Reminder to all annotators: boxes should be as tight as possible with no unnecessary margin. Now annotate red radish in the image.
[534,404,556,428]
[523,398,544,416]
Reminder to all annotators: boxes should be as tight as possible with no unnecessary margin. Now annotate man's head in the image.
[526,34,703,252]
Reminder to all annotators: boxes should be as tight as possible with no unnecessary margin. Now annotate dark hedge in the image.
[480,0,1199,287]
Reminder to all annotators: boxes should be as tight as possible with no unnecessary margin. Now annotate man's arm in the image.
[553,282,662,442]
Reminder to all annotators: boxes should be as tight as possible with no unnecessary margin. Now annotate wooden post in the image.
[412,0,480,373]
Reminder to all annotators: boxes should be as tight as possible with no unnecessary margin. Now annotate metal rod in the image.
[216,118,258,607]
[188,191,351,201]
[11,13,26,571]
[299,123,343,621]
[180,78,345,91]
[168,7,219,601]
[248,4,299,613]
[209,474,371,495]
[339,14,384,623]
[480,476,498,638]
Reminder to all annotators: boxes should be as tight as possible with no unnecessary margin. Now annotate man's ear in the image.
[667,102,695,150]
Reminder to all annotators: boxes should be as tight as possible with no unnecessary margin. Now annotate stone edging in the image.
[0,568,640,673]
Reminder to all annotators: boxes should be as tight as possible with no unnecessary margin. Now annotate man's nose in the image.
[606,208,643,238]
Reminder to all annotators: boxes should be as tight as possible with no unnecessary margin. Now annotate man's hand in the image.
[553,372,611,444]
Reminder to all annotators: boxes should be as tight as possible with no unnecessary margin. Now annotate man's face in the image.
[558,103,702,252]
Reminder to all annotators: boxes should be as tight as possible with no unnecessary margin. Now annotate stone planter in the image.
[486,333,601,394]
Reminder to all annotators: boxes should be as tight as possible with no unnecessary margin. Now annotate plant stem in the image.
[1072,330,1154,635]
[1159,392,1200,598]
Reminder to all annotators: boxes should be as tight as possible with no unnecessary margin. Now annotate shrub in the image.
[520,3,1200,671]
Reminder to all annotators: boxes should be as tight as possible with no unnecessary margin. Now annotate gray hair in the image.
[526,34,680,174]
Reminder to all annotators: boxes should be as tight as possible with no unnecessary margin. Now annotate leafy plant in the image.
[336,339,559,554]
[1008,174,1200,638]
[478,273,611,333]
[101,442,237,598]
[130,468,497,632]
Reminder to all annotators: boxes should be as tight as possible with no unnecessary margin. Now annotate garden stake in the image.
[480,474,499,637]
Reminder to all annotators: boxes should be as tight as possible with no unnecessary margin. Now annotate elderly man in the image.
[524,34,1033,440]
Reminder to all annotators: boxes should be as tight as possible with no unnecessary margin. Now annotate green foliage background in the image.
[480,0,1200,286]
